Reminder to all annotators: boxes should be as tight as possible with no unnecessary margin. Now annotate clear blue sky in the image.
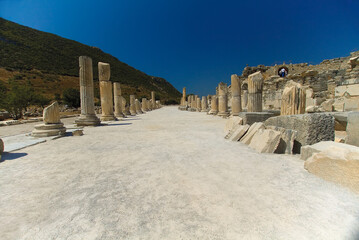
[1,0,359,96]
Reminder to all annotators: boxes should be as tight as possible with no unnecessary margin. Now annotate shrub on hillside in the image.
[62,88,80,108]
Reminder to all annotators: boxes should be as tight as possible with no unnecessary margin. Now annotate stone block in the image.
[346,111,359,147]
[266,126,297,154]
[248,129,282,153]
[304,144,359,194]
[300,141,358,160]
[240,122,265,145]
[224,116,243,134]
[237,111,279,125]
[226,124,250,141]
[264,113,335,153]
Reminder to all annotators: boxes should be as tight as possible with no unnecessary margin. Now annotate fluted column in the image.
[217,82,229,117]
[247,71,263,112]
[98,62,116,121]
[196,96,201,112]
[75,56,100,126]
[231,74,242,116]
[130,95,136,116]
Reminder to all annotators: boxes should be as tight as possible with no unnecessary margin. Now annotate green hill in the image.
[0,17,181,103]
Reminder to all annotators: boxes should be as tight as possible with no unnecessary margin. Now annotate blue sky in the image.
[1,0,359,95]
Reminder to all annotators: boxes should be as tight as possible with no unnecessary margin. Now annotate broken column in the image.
[130,95,136,116]
[32,102,66,137]
[151,91,156,109]
[280,80,306,115]
[142,98,148,112]
[218,82,229,117]
[209,95,218,115]
[75,56,101,126]
[201,96,208,112]
[98,62,116,121]
[231,74,242,116]
[181,87,186,107]
[135,99,143,114]
[247,71,263,112]
[113,82,125,118]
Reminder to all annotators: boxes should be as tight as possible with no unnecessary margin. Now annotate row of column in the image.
[180,71,264,117]
[75,56,160,126]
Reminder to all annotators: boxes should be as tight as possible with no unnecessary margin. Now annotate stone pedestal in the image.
[113,82,125,118]
[209,95,218,115]
[201,96,208,112]
[231,74,242,116]
[99,62,116,121]
[218,83,229,117]
[75,56,101,126]
[32,102,66,137]
[151,91,156,109]
[280,80,306,115]
[135,99,143,114]
[247,71,263,112]
[130,95,136,116]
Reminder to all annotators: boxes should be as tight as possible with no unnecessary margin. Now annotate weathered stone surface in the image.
[321,99,335,112]
[201,96,208,112]
[240,122,265,145]
[224,116,243,134]
[75,56,100,126]
[247,71,263,112]
[208,95,218,115]
[264,113,335,153]
[237,111,279,125]
[231,74,242,115]
[142,98,148,112]
[304,144,359,194]
[249,129,282,153]
[196,97,201,112]
[300,141,358,160]
[218,83,229,117]
[280,81,306,115]
[135,99,143,114]
[43,102,60,124]
[130,95,136,116]
[151,91,156,109]
[266,126,297,154]
[346,111,359,147]
[99,62,115,121]
[226,124,250,141]
[113,82,125,118]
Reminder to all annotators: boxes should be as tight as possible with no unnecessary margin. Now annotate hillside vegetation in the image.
[0,17,181,103]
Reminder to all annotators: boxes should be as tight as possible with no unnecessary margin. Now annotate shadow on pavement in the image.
[1,152,28,162]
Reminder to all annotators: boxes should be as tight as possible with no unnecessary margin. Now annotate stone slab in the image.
[346,111,359,147]
[264,113,335,153]
[226,124,250,141]
[237,111,279,125]
[2,134,47,152]
[304,144,359,194]
[224,116,243,134]
[266,126,297,154]
[300,141,358,160]
[240,122,265,145]
[248,129,282,153]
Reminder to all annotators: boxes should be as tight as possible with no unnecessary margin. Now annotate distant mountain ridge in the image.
[0,17,181,102]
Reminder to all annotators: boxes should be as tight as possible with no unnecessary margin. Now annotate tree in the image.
[62,88,80,108]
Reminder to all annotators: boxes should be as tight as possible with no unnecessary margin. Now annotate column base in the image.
[217,111,230,117]
[32,123,66,137]
[101,115,116,121]
[75,114,101,126]
[208,110,218,115]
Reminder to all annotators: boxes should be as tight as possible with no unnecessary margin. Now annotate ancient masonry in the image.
[99,62,116,121]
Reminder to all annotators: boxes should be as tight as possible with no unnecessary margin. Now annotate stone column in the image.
[113,82,125,118]
[75,56,100,126]
[146,98,152,111]
[187,96,191,109]
[280,80,306,115]
[142,98,148,112]
[218,82,229,117]
[196,96,201,112]
[231,74,242,116]
[209,95,218,115]
[151,91,156,109]
[182,87,186,106]
[135,99,143,114]
[130,95,136,116]
[201,96,208,112]
[247,71,263,112]
[98,62,116,121]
